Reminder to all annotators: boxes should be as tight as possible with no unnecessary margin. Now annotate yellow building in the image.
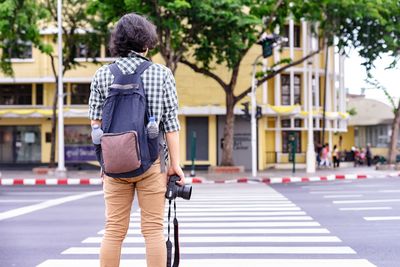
[0,21,349,170]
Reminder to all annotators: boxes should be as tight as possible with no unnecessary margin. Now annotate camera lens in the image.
[177,184,192,200]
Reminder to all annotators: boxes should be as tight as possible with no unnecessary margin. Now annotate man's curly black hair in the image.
[109,13,158,57]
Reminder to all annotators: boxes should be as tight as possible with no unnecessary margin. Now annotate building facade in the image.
[346,94,398,159]
[0,21,349,170]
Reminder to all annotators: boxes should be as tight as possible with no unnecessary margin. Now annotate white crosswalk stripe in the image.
[37,185,376,267]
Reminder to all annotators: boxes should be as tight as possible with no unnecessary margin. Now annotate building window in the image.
[0,126,41,163]
[0,84,32,105]
[281,74,301,105]
[282,119,301,153]
[366,125,390,148]
[75,43,101,58]
[74,35,101,59]
[282,25,301,48]
[6,40,33,59]
[71,83,91,105]
[314,131,321,145]
[36,84,43,105]
[186,117,209,161]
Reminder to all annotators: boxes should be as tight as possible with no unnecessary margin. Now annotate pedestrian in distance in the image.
[315,142,322,167]
[366,144,372,167]
[325,143,332,168]
[88,13,185,267]
[320,144,329,168]
[333,144,340,168]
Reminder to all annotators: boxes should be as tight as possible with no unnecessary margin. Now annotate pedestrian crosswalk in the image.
[37,184,376,267]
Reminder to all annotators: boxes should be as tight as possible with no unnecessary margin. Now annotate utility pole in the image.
[306,60,316,173]
[249,34,287,178]
[250,55,262,178]
[57,0,66,173]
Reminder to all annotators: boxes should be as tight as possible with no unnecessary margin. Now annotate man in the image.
[88,13,184,267]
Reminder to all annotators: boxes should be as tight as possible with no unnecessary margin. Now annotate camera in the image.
[165,175,192,200]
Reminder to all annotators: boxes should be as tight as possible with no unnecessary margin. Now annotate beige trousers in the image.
[100,159,167,267]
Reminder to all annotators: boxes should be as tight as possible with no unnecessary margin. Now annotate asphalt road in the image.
[272,177,400,267]
[0,177,399,267]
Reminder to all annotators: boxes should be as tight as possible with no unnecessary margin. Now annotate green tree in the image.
[88,0,192,74]
[44,0,102,167]
[0,0,102,167]
[293,0,400,144]
[0,0,52,75]
[89,0,399,167]
[367,78,400,165]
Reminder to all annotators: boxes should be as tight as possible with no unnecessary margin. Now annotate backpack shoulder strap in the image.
[134,61,152,76]
[109,63,123,77]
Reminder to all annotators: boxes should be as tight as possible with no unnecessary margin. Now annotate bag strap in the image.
[109,63,123,77]
[134,61,152,76]
[166,199,180,267]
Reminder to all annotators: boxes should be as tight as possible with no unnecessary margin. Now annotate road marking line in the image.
[128,221,321,228]
[333,199,400,204]
[96,228,331,235]
[62,246,353,255]
[1,192,87,195]
[364,216,400,221]
[0,191,103,221]
[339,207,392,211]
[0,199,49,203]
[37,259,377,267]
[154,207,301,211]
[82,236,340,244]
[129,216,313,222]
[323,195,363,198]
[179,200,290,203]
[134,211,308,217]
[309,191,371,194]
[166,203,296,210]
[144,214,306,218]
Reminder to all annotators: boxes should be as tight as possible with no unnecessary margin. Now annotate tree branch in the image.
[235,48,321,101]
[264,0,284,30]
[180,59,229,92]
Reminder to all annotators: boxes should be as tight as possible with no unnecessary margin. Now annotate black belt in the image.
[166,199,179,267]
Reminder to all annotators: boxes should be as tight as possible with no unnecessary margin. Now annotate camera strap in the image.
[166,199,180,267]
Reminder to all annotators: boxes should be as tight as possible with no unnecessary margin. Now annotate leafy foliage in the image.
[44,0,102,73]
[292,0,400,70]
[0,0,52,76]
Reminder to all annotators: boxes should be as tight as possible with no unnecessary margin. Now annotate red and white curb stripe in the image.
[187,173,400,184]
[0,173,399,185]
[0,178,102,186]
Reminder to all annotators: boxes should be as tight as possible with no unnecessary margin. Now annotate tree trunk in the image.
[49,85,58,168]
[321,41,329,144]
[388,100,400,164]
[221,92,236,166]
[49,54,58,168]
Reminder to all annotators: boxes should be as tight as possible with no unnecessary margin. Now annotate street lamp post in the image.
[250,55,263,178]
[306,60,316,173]
[56,0,66,173]
[248,34,287,178]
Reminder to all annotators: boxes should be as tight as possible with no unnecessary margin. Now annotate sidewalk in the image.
[0,166,399,185]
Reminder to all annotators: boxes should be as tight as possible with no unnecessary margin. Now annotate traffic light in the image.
[241,102,250,121]
[256,105,262,119]
[257,33,286,58]
[258,38,273,58]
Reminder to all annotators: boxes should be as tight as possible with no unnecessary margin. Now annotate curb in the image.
[0,173,399,186]
[189,173,400,184]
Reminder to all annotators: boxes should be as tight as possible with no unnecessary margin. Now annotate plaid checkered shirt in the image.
[88,52,180,162]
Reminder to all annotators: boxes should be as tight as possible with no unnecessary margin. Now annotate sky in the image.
[345,50,400,107]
